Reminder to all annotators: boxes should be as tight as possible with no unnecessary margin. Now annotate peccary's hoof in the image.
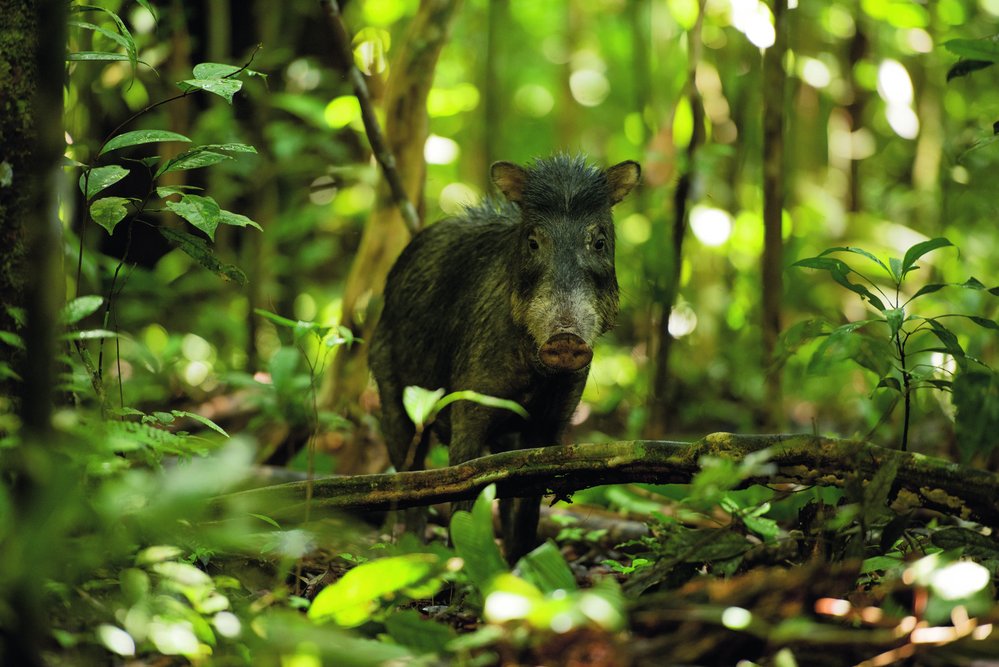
[539,333,593,371]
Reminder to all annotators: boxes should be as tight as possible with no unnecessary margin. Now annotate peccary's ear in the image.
[491,161,528,203]
[605,161,641,204]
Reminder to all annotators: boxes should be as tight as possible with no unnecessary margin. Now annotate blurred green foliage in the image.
[3,0,999,663]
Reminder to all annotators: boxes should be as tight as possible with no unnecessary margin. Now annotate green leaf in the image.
[308,553,443,626]
[155,149,231,177]
[943,38,999,62]
[888,258,903,283]
[922,318,966,364]
[963,316,999,331]
[931,526,999,559]
[158,227,247,285]
[69,20,133,54]
[171,410,229,438]
[219,209,262,232]
[876,376,902,392]
[807,319,879,373]
[156,185,202,198]
[179,78,243,103]
[450,484,507,592]
[906,283,946,302]
[817,246,892,277]
[193,62,243,79]
[403,386,446,429]
[436,390,530,420]
[384,610,456,655]
[901,238,953,277]
[771,319,827,369]
[885,308,905,339]
[198,143,257,154]
[80,165,129,199]
[70,4,136,70]
[90,197,130,234]
[100,129,191,156]
[0,331,25,349]
[947,59,994,81]
[166,194,222,240]
[60,296,103,325]
[515,540,577,594]
[66,51,130,62]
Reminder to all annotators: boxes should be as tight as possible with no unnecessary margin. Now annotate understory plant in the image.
[785,237,998,453]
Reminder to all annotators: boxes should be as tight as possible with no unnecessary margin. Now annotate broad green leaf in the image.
[60,296,103,325]
[66,51,130,62]
[193,62,242,79]
[166,194,222,240]
[199,142,257,154]
[100,129,191,156]
[435,390,530,420]
[901,238,953,276]
[171,410,229,437]
[906,283,946,303]
[515,540,577,594]
[888,257,903,283]
[962,316,999,331]
[828,270,887,312]
[69,4,136,71]
[943,38,999,62]
[90,196,130,234]
[180,78,243,103]
[403,386,446,428]
[219,209,263,231]
[156,149,231,177]
[806,319,879,373]
[771,319,827,368]
[308,553,443,627]
[384,610,456,655]
[156,185,202,198]
[158,227,247,285]
[885,308,905,339]
[69,20,132,53]
[0,331,24,349]
[450,484,507,592]
[922,318,966,363]
[931,526,999,559]
[80,165,129,199]
[818,246,892,277]
[947,59,994,81]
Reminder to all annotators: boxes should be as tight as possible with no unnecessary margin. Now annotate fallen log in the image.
[215,433,999,526]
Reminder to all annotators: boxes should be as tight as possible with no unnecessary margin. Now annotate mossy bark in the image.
[219,433,999,527]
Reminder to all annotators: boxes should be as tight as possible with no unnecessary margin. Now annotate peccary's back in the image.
[370,203,520,391]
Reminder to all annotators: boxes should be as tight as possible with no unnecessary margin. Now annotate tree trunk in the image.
[0,3,67,664]
[761,0,787,430]
[322,0,461,473]
[646,3,705,438]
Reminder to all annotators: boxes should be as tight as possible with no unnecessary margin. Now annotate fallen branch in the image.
[216,433,999,525]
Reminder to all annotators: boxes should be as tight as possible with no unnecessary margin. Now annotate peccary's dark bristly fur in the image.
[370,154,640,563]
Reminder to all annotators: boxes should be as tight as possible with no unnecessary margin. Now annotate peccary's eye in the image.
[593,238,607,251]
[528,236,540,251]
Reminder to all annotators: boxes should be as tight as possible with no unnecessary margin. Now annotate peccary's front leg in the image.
[447,401,496,518]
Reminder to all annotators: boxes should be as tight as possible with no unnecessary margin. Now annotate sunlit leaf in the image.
[179,78,243,103]
[80,165,129,199]
[156,149,231,177]
[515,540,577,594]
[219,209,262,232]
[308,553,443,626]
[403,386,446,429]
[100,129,191,156]
[818,246,891,277]
[901,238,953,276]
[90,196,130,234]
[943,38,999,62]
[166,194,222,240]
[60,296,103,325]
[450,484,506,592]
[66,51,130,62]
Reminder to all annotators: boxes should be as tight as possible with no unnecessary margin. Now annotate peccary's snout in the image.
[539,333,593,371]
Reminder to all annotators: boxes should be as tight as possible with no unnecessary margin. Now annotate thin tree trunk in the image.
[646,2,705,438]
[761,0,787,430]
[322,0,461,473]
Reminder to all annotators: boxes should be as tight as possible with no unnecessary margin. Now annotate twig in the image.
[320,0,421,236]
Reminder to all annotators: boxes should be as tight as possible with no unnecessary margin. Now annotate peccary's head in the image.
[491,155,641,373]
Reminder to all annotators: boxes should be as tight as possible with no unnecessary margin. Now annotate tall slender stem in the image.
[896,334,911,451]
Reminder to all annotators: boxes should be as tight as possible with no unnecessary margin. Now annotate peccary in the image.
[370,154,641,561]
